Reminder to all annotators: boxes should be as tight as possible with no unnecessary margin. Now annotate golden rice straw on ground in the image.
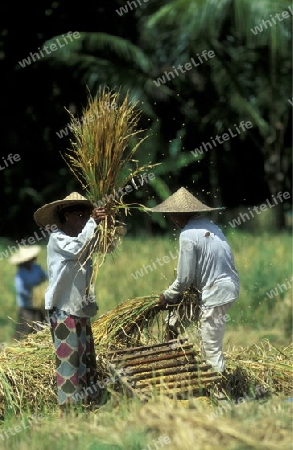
[0,327,292,417]
[224,340,293,398]
[127,396,293,450]
[0,293,292,417]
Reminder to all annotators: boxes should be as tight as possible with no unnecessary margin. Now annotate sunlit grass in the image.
[0,230,292,346]
[0,393,292,450]
[0,231,292,450]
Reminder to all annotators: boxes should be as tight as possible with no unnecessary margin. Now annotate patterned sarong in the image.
[48,308,97,405]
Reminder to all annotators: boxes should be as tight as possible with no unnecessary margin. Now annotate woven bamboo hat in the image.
[147,187,224,213]
[34,192,93,228]
[8,245,41,265]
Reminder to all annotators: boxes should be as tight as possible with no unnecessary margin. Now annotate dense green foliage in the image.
[0,0,292,238]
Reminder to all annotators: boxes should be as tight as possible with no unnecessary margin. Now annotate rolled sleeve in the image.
[51,218,97,258]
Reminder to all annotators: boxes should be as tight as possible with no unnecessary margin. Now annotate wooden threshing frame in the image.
[107,338,222,401]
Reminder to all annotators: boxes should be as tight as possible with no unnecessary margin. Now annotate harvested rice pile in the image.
[0,327,54,417]
[224,340,293,398]
[0,294,292,418]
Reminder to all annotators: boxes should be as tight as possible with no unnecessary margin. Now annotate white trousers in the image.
[165,302,234,372]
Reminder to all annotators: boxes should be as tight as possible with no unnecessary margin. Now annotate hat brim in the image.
[34,199,93,228]
[8,246,41,264]
[145,206,225,213]
[144,186,225,213]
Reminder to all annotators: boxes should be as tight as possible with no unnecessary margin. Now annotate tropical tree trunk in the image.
[263,121,290,230]
[263,47,291,230]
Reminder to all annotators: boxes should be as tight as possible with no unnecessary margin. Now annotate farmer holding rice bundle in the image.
[147,187,240,373]
[34,192,110,415]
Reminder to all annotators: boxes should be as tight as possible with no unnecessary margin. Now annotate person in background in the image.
[34,191,111,416]
[9,245,48,340]
[147,187,240,374]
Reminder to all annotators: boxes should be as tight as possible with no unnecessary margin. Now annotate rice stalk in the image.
[92,295,162,349]
[62,86,159,283]
[0,323,292,417]
[224,340,293,398]
[91,288,201,350]
[0,296,291,416]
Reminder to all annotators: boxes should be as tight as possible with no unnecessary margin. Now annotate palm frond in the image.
[44,32,152,72]
[144,0,291,57]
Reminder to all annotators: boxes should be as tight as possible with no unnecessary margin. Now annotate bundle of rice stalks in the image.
[63,87,158,283]
[92,287,201,350]
[92,295,162,349]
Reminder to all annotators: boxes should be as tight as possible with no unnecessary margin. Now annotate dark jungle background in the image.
[0,0,292,239]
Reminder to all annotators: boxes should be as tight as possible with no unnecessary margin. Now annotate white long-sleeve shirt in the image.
[164,217,239,307]
[45,217,98,317]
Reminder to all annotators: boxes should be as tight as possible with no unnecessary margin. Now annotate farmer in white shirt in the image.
[34,192,109,415]
[148,187,239,373]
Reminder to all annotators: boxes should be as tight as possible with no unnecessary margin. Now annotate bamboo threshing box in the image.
[106,337,222,401]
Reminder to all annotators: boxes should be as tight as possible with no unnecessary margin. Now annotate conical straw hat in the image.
[147,187,224,213]
[8,245,41,265]
[33,192,93,228]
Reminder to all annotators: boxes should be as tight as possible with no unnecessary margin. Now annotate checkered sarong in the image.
[48,308,97,405]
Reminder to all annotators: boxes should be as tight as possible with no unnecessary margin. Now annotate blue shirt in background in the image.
[15,263,48,308]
